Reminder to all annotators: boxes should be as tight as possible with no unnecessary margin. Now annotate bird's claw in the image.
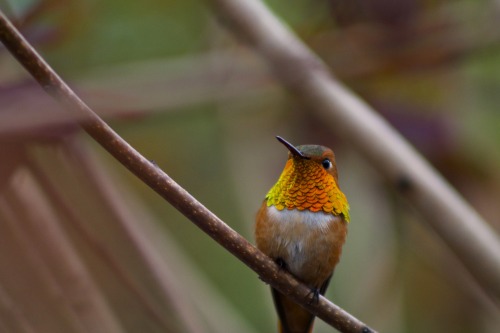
[307,288,320,305]
[275,258,288,271]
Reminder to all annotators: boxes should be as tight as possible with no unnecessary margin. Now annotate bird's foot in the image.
[275,258,288,271]
[307,288,320,305]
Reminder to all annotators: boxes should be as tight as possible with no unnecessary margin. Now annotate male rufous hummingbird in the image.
[255,136,350,333]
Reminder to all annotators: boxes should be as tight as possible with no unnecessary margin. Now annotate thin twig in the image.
[65,139,209,333]
[203,0,500,303]
[0,10,375,333]
[69,139,258,333]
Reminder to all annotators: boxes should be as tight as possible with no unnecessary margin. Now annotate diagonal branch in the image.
[203,0,500,303]
[0,10,375,333]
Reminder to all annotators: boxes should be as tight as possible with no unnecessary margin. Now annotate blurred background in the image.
[0,0,499,332]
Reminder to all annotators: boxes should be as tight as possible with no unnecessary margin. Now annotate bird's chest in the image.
[256,206,346,285]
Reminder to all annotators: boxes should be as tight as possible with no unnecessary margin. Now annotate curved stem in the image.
[0,10,375,333]
[203,0,500,303]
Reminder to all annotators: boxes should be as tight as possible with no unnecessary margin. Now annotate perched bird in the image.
[255,136,350,333]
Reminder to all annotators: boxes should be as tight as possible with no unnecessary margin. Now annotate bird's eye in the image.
[322,159,332,169]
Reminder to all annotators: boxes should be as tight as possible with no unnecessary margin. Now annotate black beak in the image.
[276,136,309,159]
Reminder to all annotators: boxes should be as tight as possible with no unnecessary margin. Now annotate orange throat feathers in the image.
[265,158,350,222]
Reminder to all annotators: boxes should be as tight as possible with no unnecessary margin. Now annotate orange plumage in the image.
[255,137,349,333]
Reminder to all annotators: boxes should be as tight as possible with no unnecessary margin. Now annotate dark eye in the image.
[322,159,332,169]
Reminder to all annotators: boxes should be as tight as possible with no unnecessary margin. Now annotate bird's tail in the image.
[272,288,315,333]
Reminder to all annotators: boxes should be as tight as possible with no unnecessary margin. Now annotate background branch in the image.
[0,10,374,333]
[203,0,500,303]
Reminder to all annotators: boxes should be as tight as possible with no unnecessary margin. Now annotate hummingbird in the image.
[255,136,350,333]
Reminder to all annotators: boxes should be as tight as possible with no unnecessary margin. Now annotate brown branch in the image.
[67,140,258,333]
[0,10,375,333]
[203,0,500,303]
